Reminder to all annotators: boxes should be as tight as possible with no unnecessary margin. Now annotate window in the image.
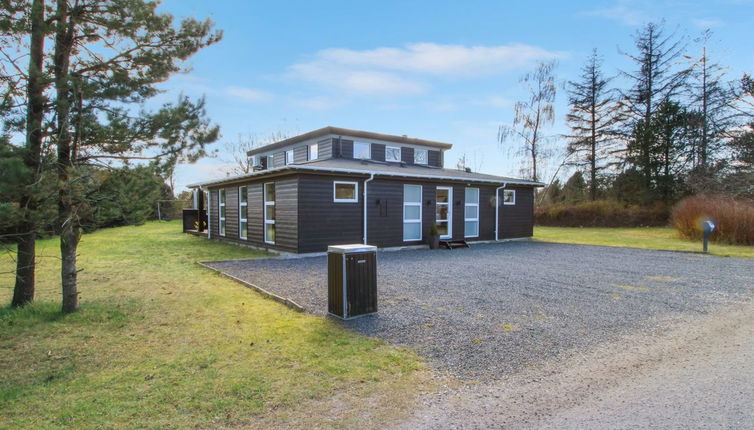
[266,155,273,168]
[239,186,248,239]
[353,141,371,159]
[464,187,479,238]
[264,183,275,244]
[503,189,516,205]
[219,189,226,236]
[285,149,294,165]
[206,191,211,239]
[309,143,318,160]
[435,187,452,238]
[333,181,358,203]
[414,148,428,165]
[385,146,401,162]
[403,185,422,241]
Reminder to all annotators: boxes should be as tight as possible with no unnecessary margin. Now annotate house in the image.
[185,126,543,253]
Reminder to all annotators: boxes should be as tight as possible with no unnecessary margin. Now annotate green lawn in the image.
[0,221,430,429]
[534,226,754,259]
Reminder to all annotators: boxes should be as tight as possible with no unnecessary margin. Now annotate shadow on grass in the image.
[0,299,140,333]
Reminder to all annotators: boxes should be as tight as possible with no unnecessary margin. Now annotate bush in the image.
[535,200,670,227]
[671,195,754,245]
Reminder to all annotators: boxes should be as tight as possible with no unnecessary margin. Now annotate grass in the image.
[0,221,430,429]
[534,226,754,259]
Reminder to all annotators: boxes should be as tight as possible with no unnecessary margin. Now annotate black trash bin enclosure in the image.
[327,244,378,319]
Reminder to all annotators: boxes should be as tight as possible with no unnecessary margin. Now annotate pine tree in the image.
[50,0,221,312]
[499,61,558,182]
[0,0,49,307]
[619,22,688,196]
[565,49,622,201]
[684,29,735,168]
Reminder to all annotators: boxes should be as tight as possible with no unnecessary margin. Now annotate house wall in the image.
[206,175,299,253]
[207,174,535,253]
[498,185,535,239]
[297,174,365,253]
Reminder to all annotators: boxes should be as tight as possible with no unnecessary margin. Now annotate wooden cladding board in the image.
[206,175,299,253]
[499,186,535,239]
[317,138,333,159]
[297,174,364,253]
[206,173,535,253]
[293,146,308,163]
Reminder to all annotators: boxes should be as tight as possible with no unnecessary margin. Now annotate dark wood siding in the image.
[371,143,386,162]
[428,150,442,167]
[297,174,364,253]
[499,186,535,239]
[293,146,308,163]
[340,139,353,158]
[273,151,285,167]
[209,189,219,237]
[247,183,264,246]
[319,138,333,159]
[401,147,414,164]
[274,177,299,252]
[225,186,239,239]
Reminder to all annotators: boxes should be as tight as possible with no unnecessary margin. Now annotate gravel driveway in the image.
[205,241,754,380]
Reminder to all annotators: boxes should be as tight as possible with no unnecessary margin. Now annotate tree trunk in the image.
[55,0,78,313]
[12,0,45,308]
[12,233,35,306]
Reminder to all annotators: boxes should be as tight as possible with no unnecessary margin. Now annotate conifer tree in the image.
[566,49,622,201]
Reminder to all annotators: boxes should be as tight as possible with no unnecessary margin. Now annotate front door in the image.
[436,186,452,239]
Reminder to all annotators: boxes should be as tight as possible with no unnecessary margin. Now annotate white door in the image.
[436,187,452,239]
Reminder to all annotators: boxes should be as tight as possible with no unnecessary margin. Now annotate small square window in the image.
[285,149,294,165]
[353,142,371,159]
[385,146,401,162]
[503,189,516,205]
[414,149,428,165]
[333,181,358,203]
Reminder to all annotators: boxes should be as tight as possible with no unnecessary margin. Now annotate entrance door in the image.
[436,187,452,239]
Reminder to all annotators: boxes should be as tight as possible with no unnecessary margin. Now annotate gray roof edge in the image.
[246,126,453,156]
[188,164,544,188]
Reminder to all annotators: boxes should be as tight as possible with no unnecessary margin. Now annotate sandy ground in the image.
[396,298,754,429]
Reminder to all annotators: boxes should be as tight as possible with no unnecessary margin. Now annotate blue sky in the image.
[158,0,754,191]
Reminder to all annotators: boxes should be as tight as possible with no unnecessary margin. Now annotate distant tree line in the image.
[503,22,754,206]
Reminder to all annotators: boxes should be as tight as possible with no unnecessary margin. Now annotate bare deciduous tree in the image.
[498,61,558,182]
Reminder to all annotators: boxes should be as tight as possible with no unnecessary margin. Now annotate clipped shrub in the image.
[535,200,670,227]
[671,195,754,245]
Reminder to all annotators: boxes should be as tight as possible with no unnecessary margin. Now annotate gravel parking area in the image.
[205,242,754,380]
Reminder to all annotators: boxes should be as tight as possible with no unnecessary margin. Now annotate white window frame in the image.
[353,141,371,160]
[285,149,294,165]
[264,182,275,244]
[218,188,226,237]
[308,143,318,160]
[414,148,428,165]
[503,189,516,205]
[464,187,479,238]
[385,145,402,162]
[238,185,248,240]
[333,181,359,203]
[436,186,453,239]
[403,184,423,242]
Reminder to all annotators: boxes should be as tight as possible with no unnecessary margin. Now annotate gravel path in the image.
[205,241,754,380]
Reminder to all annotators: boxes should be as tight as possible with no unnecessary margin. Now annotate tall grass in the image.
[672,195,754,245]
[535,200,670,227]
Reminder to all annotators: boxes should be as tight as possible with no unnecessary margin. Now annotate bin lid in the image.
[327,244,378,254]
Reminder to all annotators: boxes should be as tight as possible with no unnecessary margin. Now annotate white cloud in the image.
[224,86,272,102]
[288,42,564,96]
[581,2,648,26]
[692,18,723,29]
[293,96,342,111]
[474,95,513,108]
